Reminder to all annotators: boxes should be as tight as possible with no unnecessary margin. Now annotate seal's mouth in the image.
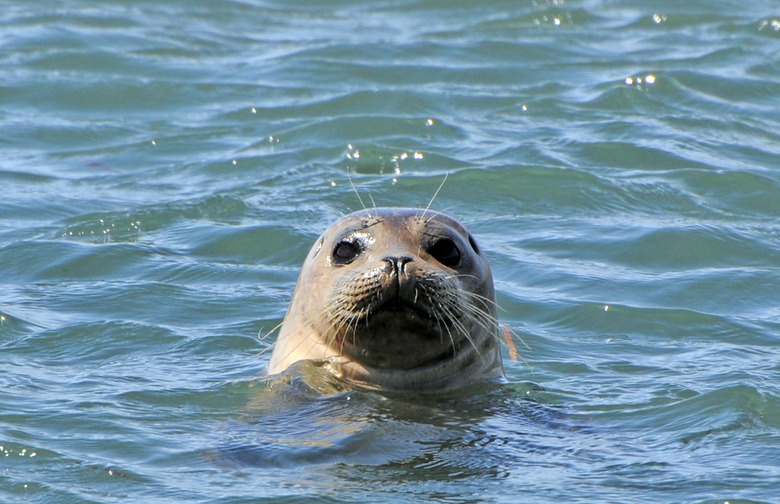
[342,275,461,333]
[338,289,471,370]
[359,296,457,334]
[378,299,423,315]
[372,295,443,319]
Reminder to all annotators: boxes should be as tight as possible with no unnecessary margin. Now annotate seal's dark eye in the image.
[333,240,361,265]
[428,238,461,268]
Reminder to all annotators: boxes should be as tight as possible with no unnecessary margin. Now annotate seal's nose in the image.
[381,255,413,275]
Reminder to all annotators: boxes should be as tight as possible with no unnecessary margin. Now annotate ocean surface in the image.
[1,0,779,502]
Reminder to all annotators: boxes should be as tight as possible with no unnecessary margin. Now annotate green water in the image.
[1,0,779,502]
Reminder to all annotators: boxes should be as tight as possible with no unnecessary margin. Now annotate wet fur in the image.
[267,208,505,391]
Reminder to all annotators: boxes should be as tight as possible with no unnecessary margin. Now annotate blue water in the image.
[1,0,779,502]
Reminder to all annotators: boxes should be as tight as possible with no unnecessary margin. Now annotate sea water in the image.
[1,0,779,502]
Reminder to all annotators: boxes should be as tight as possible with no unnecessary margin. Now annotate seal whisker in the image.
[423,287,459,355]
[270,326,323,373]
[456,291,529,365]
[422,208,448,226]
[437,293,482,357]
[321,310,353,361]
[331,305,361,353]
[451,284,502,313]
[421,171,448,220]
[459,296,502,342]
[257,320,285,358]
[347,171,367,211]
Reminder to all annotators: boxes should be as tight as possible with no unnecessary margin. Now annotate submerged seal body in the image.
[267,207,504,391]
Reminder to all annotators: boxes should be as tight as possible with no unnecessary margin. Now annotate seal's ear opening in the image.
[427,238,461,268]
[468,234,480,255]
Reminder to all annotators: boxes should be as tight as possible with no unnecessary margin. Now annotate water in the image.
[1,0,779,502]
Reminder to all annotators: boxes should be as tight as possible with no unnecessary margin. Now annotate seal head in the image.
[267,207,504,391]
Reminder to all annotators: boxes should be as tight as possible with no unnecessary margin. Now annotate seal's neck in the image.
[325,336,504,391]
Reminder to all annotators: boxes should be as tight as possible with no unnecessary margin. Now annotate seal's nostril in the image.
[381,257,395,273]
[383,256,413,274]
[398,256,413,273]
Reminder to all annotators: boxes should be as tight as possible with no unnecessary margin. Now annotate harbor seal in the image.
[267,207,505,391]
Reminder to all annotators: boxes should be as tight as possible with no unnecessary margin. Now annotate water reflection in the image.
[214,361,572,488]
